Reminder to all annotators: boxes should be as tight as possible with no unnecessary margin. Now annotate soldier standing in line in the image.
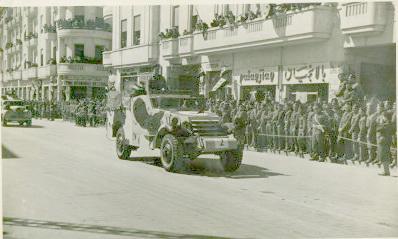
[349,104,360,162]
[358,106,368,163]
[338,103,353,162]
[265,104,274,151]
[366,101,378,164]
[290,102,300,155]
[276,103,286,152]
[283,103,293,153]
[311,103,329,162]
[306,104,315,154]
[375,103,393,176]
[297,105,307,158]
[390,102,397,168]
[271,104,279,152]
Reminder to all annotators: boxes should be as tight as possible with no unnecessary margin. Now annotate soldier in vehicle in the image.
[233,104,248,147]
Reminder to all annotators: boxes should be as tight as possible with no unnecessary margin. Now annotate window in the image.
[120,19,127,48]
[133,15,141,46]
[172,6,179,30]
[95,45,104,61]
[74,44,84,58]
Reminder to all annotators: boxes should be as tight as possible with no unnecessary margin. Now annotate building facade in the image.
[104,3,395,103]
[0,6,112,101]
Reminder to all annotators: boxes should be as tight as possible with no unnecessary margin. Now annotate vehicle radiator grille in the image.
[190,120,228,136]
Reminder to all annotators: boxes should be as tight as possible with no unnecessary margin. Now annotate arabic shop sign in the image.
[239,67,278,86]
[283,63,337,84]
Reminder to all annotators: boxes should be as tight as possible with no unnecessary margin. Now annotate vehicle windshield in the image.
[151,97,205,111]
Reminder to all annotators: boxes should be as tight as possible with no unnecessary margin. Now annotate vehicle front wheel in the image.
[220,149,243,172]
[116,128,131,160]
[160,134,184,172]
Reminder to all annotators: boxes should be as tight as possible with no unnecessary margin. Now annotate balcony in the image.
[161,39,178,59]
[193,5,334,54]
[38,65,57,79]
[57,18,112,40]
[109,44,159,67]
[340,2,387,35]
[103,51,112,66]
[103,6,113,21]
[178,35,194,56]
[57,63,108,77]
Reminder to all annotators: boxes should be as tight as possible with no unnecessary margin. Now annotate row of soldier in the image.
[26,99,107,127]
[207,96,397,176]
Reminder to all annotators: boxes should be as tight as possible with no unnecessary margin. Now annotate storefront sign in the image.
[239,67,278,86]
[282,63,339,84]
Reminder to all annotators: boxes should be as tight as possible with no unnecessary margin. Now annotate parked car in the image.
[1,99,32,126]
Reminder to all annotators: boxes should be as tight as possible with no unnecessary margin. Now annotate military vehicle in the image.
[106,73,242,172]
[1,96,32,126]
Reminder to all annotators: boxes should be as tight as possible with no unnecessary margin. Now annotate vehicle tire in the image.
[160,134,184,172]
[116,128,131,160]
[220,149,243,172]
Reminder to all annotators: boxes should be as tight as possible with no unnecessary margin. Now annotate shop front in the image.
[282,62,341,103]
[234,67,279,102]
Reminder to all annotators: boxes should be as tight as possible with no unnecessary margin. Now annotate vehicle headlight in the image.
[181,121,193,133]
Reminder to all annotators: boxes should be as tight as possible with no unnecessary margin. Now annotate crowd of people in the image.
[207,74,397,176]
[26,98,107,127]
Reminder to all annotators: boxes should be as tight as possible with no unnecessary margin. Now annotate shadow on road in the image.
[125,156,287,179]
[2,145,19,159]
[2,124,44,128]
[3,217,243,239]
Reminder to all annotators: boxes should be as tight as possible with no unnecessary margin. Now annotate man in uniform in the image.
[358,106,368,163]
[290,102,300,155]
[276,103,286,152]
[366,101,378,164]
[338,103,353,162]
[349,104,360,161]
[375,103,393,176]
[306,104,315,155]
[297,105,307,158]
[311,103,329,162]
[271,104,279,152]
[283,103,293,153]
[233,104,247,148]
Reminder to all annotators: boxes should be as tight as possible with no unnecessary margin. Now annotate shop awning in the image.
[211,78,228,92]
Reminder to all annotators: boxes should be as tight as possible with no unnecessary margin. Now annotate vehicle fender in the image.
[152,125,171,149]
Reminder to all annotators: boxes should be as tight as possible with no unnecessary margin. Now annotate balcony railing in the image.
[178,35,194,56]
[108,44,159,67]
[38,65,57,79]
[161,39,178,58]
[340,2,387,35]
[193,5,334,54]
[57,63,108,77]
[57,17,112,32]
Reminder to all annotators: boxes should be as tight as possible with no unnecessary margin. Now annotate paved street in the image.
[2,119,398,239]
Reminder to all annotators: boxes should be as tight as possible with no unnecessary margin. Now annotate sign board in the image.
[282,62,339,85]
[238,67,279,86]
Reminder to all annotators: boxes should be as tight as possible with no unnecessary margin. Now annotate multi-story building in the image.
[76,4,398,103]
[0,6,112,101]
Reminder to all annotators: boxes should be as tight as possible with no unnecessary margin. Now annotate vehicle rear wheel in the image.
[160,134,184,172]
[116,128,131,160]
[220,149,243,172]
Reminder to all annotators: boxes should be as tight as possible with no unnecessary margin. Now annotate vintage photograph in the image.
[1,2,397,239]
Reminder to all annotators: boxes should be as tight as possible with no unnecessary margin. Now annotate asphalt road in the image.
[2,119,398,239]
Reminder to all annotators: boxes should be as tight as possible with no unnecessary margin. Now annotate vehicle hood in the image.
[169,111,220,121]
